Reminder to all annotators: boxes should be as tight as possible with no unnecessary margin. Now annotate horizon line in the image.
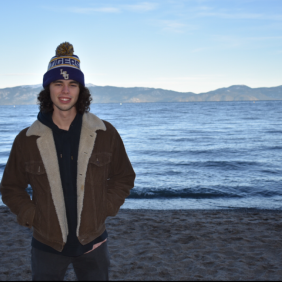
[0,83,282,95]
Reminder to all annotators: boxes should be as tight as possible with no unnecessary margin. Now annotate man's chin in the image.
[54,103,75,112]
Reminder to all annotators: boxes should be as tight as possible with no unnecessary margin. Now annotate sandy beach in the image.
[0,205,282,281]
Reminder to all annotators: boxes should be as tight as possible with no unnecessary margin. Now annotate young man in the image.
[0,42,136,281]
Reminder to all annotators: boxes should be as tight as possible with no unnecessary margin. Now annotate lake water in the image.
[0,101,281,210]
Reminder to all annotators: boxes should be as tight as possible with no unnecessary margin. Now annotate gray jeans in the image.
[31,242,110,281]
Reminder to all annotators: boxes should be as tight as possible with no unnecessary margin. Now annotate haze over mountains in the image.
[0,84,281,105]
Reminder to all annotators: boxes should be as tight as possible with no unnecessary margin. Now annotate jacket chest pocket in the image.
[90,153,111,167]
[25,161,46,176]
[87,153,112,187]
[87,153,112,230]
[25,161,48,193]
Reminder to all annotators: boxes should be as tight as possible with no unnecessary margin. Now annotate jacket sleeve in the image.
[0,134,35,228]
[106,130,136,217]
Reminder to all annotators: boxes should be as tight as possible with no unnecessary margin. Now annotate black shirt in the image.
[32,111,107,256]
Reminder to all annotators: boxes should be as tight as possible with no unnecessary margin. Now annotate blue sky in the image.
[0,0,281,93]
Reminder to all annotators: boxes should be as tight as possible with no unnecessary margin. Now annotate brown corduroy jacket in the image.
[0,113,135,251]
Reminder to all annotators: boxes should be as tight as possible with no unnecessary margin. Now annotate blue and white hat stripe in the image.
[47,55,81,71]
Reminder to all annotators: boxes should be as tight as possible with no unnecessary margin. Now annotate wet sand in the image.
[1,206,282,281]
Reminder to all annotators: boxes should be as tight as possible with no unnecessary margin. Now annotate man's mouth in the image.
[59,97,71,103]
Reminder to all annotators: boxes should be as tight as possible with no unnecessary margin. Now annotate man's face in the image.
[49,80,80,112]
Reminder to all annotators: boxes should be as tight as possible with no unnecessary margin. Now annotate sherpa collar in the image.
[26,112,106,137]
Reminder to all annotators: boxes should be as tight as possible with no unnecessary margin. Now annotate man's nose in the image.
[62,84,69,93]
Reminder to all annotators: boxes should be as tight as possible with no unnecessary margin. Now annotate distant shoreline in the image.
[1,84,281,105]
[1,99,282,106]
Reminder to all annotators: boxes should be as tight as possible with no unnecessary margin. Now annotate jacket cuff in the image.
[17,205,36,229]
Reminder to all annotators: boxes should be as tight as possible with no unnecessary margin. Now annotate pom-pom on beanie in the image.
[43,42,85,88]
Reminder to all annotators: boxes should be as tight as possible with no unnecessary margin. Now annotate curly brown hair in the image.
[37,83,92,114]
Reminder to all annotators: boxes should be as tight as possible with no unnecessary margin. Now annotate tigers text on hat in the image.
[43,42,85,88]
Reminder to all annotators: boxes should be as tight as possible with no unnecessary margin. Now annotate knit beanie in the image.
[43,42,85,88]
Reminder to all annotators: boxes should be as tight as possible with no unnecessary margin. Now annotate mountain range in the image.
[0,84,281,105]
